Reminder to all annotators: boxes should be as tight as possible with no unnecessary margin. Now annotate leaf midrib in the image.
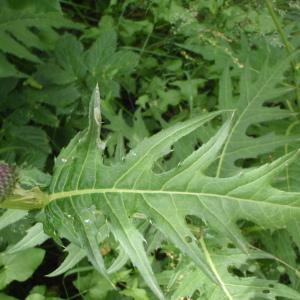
[48,188,300,210]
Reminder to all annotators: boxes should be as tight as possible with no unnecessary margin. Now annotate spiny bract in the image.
[0,162,16,201]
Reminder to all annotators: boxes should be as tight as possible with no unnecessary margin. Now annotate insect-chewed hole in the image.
[262,101,285,109]
[236,219,258,229]
[235,158,258,169]
[262,289,270,294]
[279,273,291,285]
[227,266,244,277]
[153,248,168,261]
[245,124,260,138]
[185,236,193,243]
[185,215,205,226]
[185,215,205,240]
[194,139,203,150]
[116,281,127,290]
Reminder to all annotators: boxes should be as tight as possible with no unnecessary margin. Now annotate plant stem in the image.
[264,0,292,53]
[264,0,300,109]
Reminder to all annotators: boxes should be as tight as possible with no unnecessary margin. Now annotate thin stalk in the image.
[264,0,293,53]
[264,0,300,108]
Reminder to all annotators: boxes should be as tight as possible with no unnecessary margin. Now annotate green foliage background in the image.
[0,0,300,299]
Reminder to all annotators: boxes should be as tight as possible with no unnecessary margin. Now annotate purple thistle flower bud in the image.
[0,162,16,202]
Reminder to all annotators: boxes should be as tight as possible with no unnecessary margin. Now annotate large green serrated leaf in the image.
[45,86,300,299]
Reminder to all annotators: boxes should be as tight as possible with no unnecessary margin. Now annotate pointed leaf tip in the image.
[87,85,102,136]
[93,85,101,126]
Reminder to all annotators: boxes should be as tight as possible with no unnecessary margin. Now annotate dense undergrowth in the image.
[0,0,300,299]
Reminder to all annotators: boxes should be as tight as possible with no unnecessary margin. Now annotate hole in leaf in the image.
[116,281,127,290]
[154,248,167,261]
[185,236,193,243]
[228,266,244,277]
[262,101,285,109]
[162,149,174,162]
[185,215,204,240]
[235,158,258,169]
[279,273,291,285]
[185,215,205,227]
[236,219,257,230]
[268,284,274,288]
[246,124,260,138]
[194,139,203,150]
[262,289,270,294]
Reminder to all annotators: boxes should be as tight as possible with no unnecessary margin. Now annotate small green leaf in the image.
[0,210,27,231]
[8,223,49,254]
[0,248,45,289]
